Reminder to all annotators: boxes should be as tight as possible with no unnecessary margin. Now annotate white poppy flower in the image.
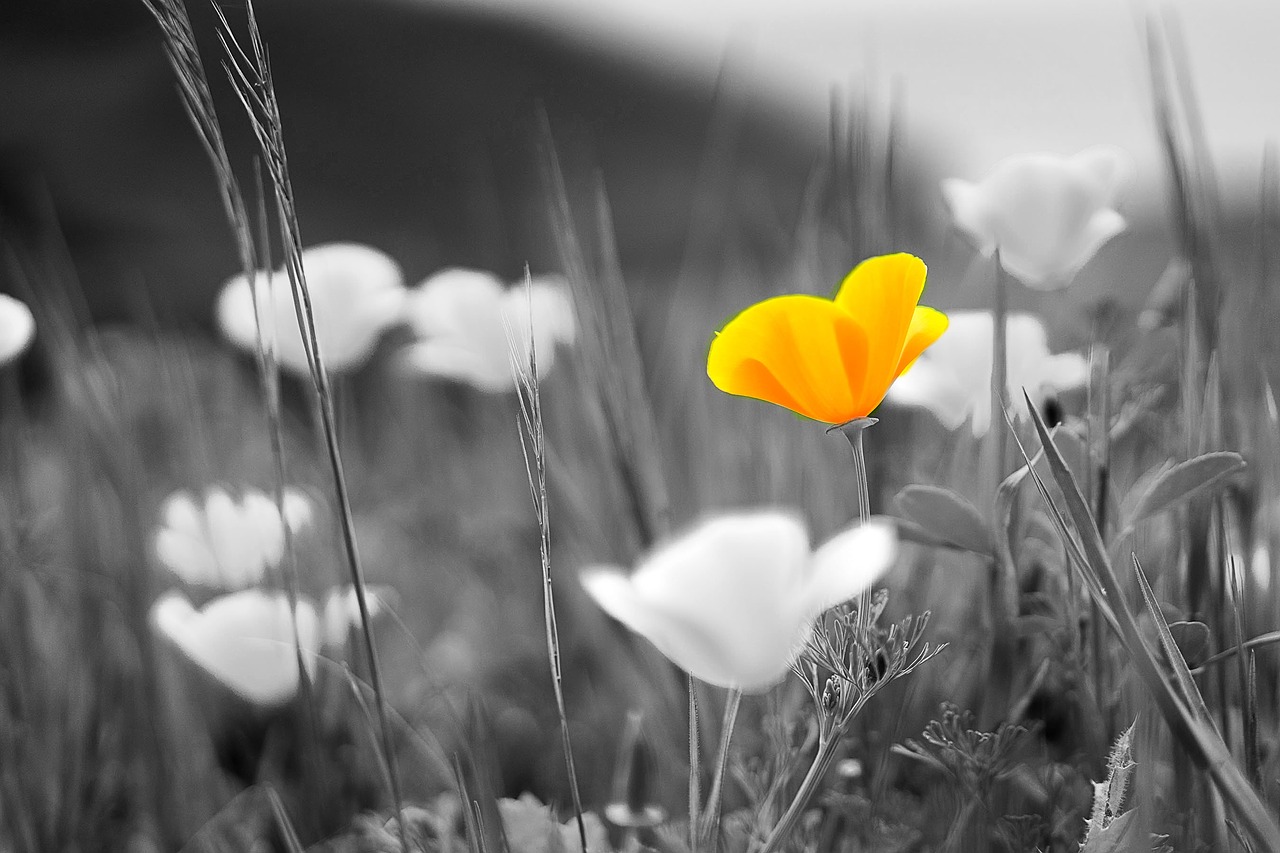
[580,512,897,693]
[0,294,35,366]
[151,589,320,707]
[154,487,313,589]
[320,584,396,648]
[216,242,407,376]
[888,311,1088,437]
[941,146,1130,288]
[401,268,576,392]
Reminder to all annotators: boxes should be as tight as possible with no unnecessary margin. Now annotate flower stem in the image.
[992,250,1011,487]
[756,731,843,853]
[688,675,701,853]
[831,417,876,631]
[700,687,743,845]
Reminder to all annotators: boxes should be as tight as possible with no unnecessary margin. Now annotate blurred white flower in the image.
[0,294,35,365]
[401,268,576,392]
[320,584,397,648]
[217,242,407,375]
[941,146,1130,288]
[155,487,313,589]
[888,311,1088,437]
[581,512,897,693]
[151,589,320,707]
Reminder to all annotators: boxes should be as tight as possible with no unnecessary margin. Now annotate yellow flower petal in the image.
[893,306,950,380]
[707,253,945,424]
[834,254,928,413]
[707,295,869,424]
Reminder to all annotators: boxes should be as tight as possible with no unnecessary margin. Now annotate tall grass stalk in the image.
[698,687,742,846]
[139,0,331,827]
[508,278,588,852]
[1017,392,1280,850]
[207,2,407,846]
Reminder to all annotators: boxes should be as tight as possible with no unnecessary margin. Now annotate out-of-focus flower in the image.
[321,584,396,648]
[888,311,1088,436]
[151,589,319,707]
[706,253,947,425]
[154,487,313,589]
[581,511,897,692]
[0,294,35,366]
[217,242,407,376]
[400,268,576,392]
[498,793,610,853]
[941,146,1130,288]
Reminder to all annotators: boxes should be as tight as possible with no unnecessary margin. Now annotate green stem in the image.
[757,731,843,853]
[832,417,876,632]
[991,250,1011,488]
[688,676,701,853]
[700,687,743,845]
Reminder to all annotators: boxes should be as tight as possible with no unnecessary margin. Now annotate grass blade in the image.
[507,277,588,852]
[1024,391,1280,850]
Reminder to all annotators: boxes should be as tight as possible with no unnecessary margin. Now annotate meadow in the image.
[2,2,1279,852]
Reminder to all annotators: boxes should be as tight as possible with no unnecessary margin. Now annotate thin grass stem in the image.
[699,687,742,846]
[687,678,701,853]
[507,282,588,851]
[207,3,408,846]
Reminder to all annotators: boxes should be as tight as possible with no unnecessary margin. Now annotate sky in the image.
[449,0,1280,214]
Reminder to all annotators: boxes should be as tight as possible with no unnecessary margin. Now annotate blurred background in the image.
[5,0,1277,334]
[2,2,1279,848]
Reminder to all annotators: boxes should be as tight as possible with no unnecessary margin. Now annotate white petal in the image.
[216,243,405,376]
[321,584,396,649]
[151,590,320,707]
[154,528,219,585]
[941,179,996,256]
[242,491,287,572]
[1071,145,1132,201]
[888,358,976,431]
[400,340,514,392]
[888,311,993,434]
[404,269,574,392]
[203,489,264,588]
[1039,352,1090,392]
[581,568,751,690]
[800,518,898,619]
[281,488,314,533]
[0,295,35,366]
[586,512,815,692]
[161,491,204,538]
[946,148,1130,288]
[405,268,505,338]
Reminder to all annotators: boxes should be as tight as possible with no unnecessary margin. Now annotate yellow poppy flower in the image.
[707,253,948,424]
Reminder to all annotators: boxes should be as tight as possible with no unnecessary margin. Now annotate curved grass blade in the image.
[1023,391,1280,850]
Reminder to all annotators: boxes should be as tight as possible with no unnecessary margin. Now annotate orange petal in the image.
[892,306,950,380]
[707,295,867,423]
[834,254,928,412]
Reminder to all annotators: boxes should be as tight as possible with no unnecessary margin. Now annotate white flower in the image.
[154,487,313,589]
[0,294,35,366]
[401,268,576,392]
[580,512,897,693]
[320,584,396,648]
[151,589,320,707]
[941,146,1130,288]
[888,311,1088,437]
[216,242,407,375]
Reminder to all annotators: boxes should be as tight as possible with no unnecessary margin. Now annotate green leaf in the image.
[1168,620,1212,669]
[1123,451,1244,529]
[1079,811,1136,853]
[894,485,993,555]
[1022,391,1280,851]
